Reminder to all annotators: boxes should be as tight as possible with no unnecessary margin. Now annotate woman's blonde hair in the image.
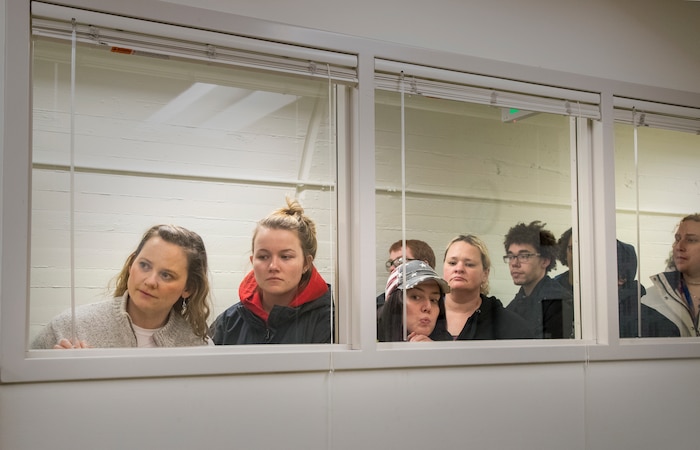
[114,224,211,341]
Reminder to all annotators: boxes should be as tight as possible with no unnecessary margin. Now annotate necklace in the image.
[684,279,700,286]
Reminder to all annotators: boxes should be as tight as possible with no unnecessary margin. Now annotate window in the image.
[614,97,700,338]
[374,60,600,342]
[27,3,359,349]
[0,2,361,381]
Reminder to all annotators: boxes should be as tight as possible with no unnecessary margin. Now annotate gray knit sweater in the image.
[31,292,207,348]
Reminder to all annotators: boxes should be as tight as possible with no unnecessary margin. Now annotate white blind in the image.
[614,97,700,134]
[375,59,600,119]
[31,2,358,84]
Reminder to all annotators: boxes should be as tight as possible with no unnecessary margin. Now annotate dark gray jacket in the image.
[506,276,574,339]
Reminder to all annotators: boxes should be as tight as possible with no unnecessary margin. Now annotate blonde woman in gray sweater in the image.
[31,224,211,349]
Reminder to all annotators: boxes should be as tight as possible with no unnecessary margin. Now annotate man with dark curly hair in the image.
[503,221,574,339]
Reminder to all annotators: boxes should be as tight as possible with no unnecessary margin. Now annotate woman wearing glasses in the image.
[429,235,531,340]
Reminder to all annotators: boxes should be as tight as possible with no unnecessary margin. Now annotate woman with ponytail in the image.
[211,197,333,344]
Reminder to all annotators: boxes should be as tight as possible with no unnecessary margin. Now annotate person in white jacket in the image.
[643,213,700,336]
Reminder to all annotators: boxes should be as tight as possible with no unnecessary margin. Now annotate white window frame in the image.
[2,0,700,384]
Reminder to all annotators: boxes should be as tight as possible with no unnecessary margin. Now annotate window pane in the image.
[375,89,578,341]
[615,121,700,338]
[30,36,338,348]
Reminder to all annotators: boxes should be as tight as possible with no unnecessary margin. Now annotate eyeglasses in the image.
[502,253,540,264]
[385,257,416,271]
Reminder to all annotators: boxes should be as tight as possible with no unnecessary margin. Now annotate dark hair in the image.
[443,234,492,295]
[377,288,444,342]
[504,221,557,273]
[557,227,573,267]
[114,224,211,340]
[253,196,317,289]
[388,239,436,269]
[616,239,638,286]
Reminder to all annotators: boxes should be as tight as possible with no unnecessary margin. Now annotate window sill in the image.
[3,338,698,383]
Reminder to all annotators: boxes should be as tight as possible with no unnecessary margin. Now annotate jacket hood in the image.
[617,240,638,286]
[239,266,328,322]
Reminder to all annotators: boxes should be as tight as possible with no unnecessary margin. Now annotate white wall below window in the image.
[1,359,697,449]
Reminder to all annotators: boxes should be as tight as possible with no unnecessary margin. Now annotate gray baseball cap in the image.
[385,259,450,298]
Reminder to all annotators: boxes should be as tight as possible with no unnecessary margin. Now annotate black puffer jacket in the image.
[210,268,333,345]
[210,293,332,344]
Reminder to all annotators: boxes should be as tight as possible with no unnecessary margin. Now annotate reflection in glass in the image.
[30,36,338,347]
